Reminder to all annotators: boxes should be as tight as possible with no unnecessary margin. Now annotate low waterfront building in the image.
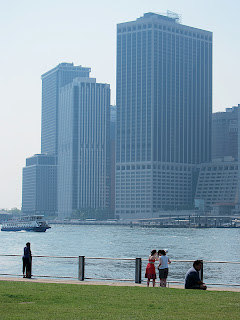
[116,162,195,219]
[194,159,238,212]
[22,154,57,216]
[212,105,239,160]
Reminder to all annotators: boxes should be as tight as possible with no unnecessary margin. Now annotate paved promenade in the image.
[0,277,240,292]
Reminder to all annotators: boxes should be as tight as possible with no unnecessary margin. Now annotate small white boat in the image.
[1,215,51,232]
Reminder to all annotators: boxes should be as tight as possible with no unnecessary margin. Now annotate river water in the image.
[0,224,240,286]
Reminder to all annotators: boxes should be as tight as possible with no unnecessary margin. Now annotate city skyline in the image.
[0,1,240,209]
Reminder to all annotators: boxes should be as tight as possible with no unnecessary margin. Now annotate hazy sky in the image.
[0,0,239,209]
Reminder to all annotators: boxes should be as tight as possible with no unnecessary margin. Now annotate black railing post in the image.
[200,259,203,281]
[78,256,85,281]
[135,258,142,283]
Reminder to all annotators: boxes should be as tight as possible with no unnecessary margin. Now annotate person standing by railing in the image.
[158,249,171,287]
[22,242,32,278]
[145,250,158,287]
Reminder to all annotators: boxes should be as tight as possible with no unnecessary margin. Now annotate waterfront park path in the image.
[1,276,240,292]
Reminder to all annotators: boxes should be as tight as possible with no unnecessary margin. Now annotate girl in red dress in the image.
[145,249,158,287]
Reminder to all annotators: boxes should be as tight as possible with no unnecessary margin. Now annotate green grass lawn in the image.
[0,281,239,320]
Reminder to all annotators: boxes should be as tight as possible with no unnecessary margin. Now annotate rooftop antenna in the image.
[167,10,182,24]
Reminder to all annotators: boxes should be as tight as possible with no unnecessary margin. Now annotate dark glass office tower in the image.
[116,12,212,218]
[41,63,90,155]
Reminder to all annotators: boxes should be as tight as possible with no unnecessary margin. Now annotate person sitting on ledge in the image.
[185,260,207,290]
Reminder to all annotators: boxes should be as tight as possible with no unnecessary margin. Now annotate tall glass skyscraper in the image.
[23,64,111,218]
[116,12,212,218]
[22,63,91,216]
[57,77,111,218]
[41,63,91,155]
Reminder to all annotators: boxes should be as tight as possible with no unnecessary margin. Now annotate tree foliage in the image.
[6,208,22,215]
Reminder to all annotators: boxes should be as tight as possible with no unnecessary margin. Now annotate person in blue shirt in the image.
[22,242,32,278]
[185,260,207,290]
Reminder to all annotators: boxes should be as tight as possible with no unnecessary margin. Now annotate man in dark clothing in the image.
[22,242,32,278]
[185,260,207,290]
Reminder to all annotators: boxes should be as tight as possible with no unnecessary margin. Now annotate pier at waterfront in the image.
[49,214,240,228]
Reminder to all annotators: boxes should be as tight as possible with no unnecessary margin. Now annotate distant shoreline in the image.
[49,220,240,228]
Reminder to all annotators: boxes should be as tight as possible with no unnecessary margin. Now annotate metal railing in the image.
[1,254,240,287]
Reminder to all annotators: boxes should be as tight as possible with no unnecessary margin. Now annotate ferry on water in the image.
[1,215,51,232]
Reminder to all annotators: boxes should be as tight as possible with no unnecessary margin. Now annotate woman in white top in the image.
[158,249,171,287]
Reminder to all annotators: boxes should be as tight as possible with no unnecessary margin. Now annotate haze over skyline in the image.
[0,0,239,209]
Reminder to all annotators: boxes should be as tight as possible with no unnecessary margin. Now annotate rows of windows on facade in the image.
[21,12,240,221]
